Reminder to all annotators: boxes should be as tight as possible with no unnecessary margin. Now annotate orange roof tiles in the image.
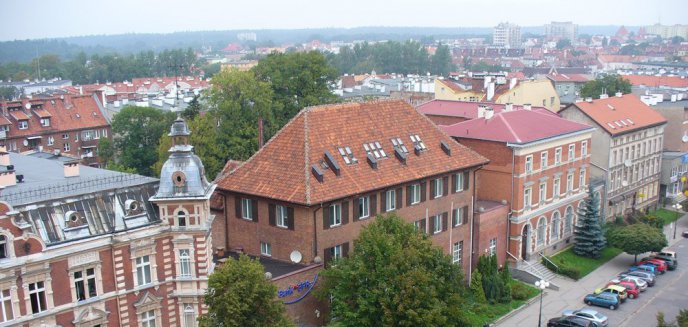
[623,75,688,89]
[562,94,667,136]
[33,108,52,118]
[0,117,10,126]
[216,100,488,205]
[9,111,29,121]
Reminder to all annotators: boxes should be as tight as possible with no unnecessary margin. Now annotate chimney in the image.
[585,97,593,102]
[487,82,495,101]
[64,161,80,178]
[504,103,513,111]
[509,77,518,90]
[523,103,532,110]
[79,86,83,95]
[615,92,623,98]
[477,104,488,118]
[484,107,495,119]
[599,94,609,99]
[0,151,10,166]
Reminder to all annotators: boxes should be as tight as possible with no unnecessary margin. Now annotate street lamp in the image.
[535,279,550,327]
[673,203,682,240]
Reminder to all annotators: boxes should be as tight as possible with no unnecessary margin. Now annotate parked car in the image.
[619,271,656,286]
[594,285,627,302]
[562,308,608,326]
[629,264,659,275]
[654,250,677,260]
[606,280,640,299]
[648,254,678,270]
[584,293,621,310]
[548,316,599,327]
[638,258,668,274]
[612,276,648,291]
[682,230,688,238]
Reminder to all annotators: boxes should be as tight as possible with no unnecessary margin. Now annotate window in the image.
[579,170,586,189]
[541,152,548,169]
[241,198,254,220]
[357,197,370,219]
[433,178,443,198]
[47,136,54,146]
[260,242,272,256]
[62,133,69,139]
[330,245,342,260]
[95,129,101,139]
[18,121,28,130]
[539,182,546,205]
[524,188,532,210]
[564,206,574,235]
[179,249,192,277]
[432,215,442,234]
[63,142,70,152]
[452,241,463,265]
[0,236,6,259]
[136,256,152,286]
[551,211,561,241]
[489,238,497,256]
[568,144,575,161]
[410,184,421,205]
[455,172,465,192]
[276,205,288,227]
[582,141,588,156]
[28,281,46,314]
[414,219,426,233]
[102,129,108,137]
[183,304,195,327]
[386,189,396,211]
[140,310,156,327]
[40,118,50,127]
[555,148,562,165]
[177,211,187,227]
[452,207,464,227]
[74,268,97,301]
[537,217,547,246]
[525,155,533,173]
[567,173,574,193]
[329,203,342,227]
[0,289,13,322]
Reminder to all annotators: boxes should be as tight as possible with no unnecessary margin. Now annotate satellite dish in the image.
[289,250,302,264]
[22,140,28,147]
[682,135,688,143]
[622,180,629,187]
[25,102,31,109]
[624,159,632,167]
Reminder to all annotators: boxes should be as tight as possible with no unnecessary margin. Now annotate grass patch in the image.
[546,247,623,280]
[649,208,682,226]
[464,280,540,325]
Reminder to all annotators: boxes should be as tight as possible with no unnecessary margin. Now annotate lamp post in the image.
[535,279,550,327]
[673,203,682,240]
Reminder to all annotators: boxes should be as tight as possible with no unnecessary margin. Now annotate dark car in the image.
[548,315,599,327]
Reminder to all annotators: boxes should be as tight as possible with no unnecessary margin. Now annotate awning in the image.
[26,136,42,140]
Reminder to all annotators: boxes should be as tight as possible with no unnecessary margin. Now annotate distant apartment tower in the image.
[237,32,257,42]
[645,24,688,39]
[545,21,578,42]
[493,22,521,48]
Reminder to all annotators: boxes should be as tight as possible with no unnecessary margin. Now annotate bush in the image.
[471,271,487,303]
[560,266,581,280]
[511,282,531,301]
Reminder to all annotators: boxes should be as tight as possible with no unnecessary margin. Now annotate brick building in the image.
[441,105,594,261]
[0,94,111,167]
[213,100,494,325]
[0,116,214,327]
[560,94,667,220]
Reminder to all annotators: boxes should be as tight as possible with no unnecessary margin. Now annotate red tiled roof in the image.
[9,111,29,121]
[216,100,488,205]
[561,94,667,136]
[623,75,688,89]
[417,100,553,120]
[33,108,52,118]
[546,73,589,83]
[437,79,466,93]
[341,75,356,89]
[0,117,10,126]
[442,109,593,144]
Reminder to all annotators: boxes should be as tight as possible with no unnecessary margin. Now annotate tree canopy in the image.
[607,222,667,263]
[199,254,294,327]
[573,186,606,258]
[580,75,632,99]
[317,213,470,327]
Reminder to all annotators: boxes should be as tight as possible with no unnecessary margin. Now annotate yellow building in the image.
[434,79,484,102]
[221,60,258,72]
[495,79,561,112]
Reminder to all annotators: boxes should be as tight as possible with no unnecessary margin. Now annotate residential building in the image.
[441,105,594,260]
[544,22,578,42]
[213,100,492,325]
[0,94,111,167]
[494,79,561,112]
[0,117,214,327]
[648,99,688,204]
[417,100,551,126]
[546,71,590,105]
[560,94,667,220]
[493,22,521,48]
[645,24,688,40]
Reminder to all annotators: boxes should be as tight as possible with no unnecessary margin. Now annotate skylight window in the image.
[338,146,357,165]
[620,120,628,126]
[391,137,409,153]
[626,118,634,125]
[364,141,387,159]
[607,122,616,129]
[410,134,427,151]
[615,121,622,127]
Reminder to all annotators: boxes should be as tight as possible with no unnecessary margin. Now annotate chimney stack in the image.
[585,97,593,102]
[64,161,80,178]
[477,104,488,118]
[523,103,532,110]
[615,92,623,98]
[599,94,609,99]
[504,103,513,111]
[484,107,494,119]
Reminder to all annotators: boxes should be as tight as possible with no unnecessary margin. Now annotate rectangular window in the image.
[260,242,272,256]
[28,281,46,314]
[329,203,342,227]
[0,289,13,322]
[179,249,192,277]
[62,133,69,139]
[568,144,575,161]
[386,189,396,211]
[567,173,574,193]
[433,215,442,234]
[74,268,97,301]
[276,205,288,227]
[40,118,50,127]
[579,170,586,189]
[357,196,370,219]
[433,178,443,198]
[540,152,548,169]
[141,310,156,327]
[452,207,464,227]
[410,184,421,204]
[539,182,546,205]
[455,173,465,192]
[136,256,152,286]
[241,198,254,220]
[582,141,588,156]
[525,155,533,173]
[63,142,70,152]
[489,238,497,256]
[18,121,28,130]
[330,245,342,260]
[414,219,426,233]
[524,188,532,210]
[555,148,562,165]
[452,241,463,265]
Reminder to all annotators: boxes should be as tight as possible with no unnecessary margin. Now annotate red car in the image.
[638,258,668,274]
[606,281,640,299]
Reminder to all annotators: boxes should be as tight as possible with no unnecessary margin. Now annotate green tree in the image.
[470,271,487,304]
[556,39,572,49]
[573,186,607,258]
[430,43,454,76]
[317,213,470,327]
[0,86,20,100]
[469,61,503,72]
[607,222,668,263]
[111,106,175,176]
[580,75,632,99]
[97,137,115,168]
[476,255,509,304]
[182,94,202,120]
[198,254,294,327]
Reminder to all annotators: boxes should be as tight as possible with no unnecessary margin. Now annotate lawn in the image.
[546,247,623,280]
[464,280,540,325]
[650,208,682,226]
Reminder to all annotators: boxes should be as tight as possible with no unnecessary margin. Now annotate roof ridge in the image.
[304,110,311,205]
[498,113,521,143]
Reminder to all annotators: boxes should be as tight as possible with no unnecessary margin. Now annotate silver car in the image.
[562,308,608,327]
[619,271,656,286]
[612,277,648,292]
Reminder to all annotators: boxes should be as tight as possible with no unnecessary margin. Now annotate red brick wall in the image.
[425,115,468,126]
[473,204,509,269]
[50,260,72,306]
[272,265,326,327]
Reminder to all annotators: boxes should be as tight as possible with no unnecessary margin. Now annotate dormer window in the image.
[40,118,50,127]
[363,141,387,159]
[337,147,356,165]
[410,134,426,151]
[391,137,408,154]
[18,121,27,130]
[177,211,187,227]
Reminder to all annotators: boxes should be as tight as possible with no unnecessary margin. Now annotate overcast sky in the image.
[1,0,685,41]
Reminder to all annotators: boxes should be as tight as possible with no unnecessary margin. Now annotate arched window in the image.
[551,211,561,241]
[179,249,192,278]
[537,217,547,246]
[183,304,196,327]
[564,206,574,235]
[177,211,187,227]
[0,235,6,259]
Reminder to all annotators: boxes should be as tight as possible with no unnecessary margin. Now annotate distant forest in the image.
[0,25,638,63]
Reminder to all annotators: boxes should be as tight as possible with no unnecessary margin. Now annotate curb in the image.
[493,291,545,326]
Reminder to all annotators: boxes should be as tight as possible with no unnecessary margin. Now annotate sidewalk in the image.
[496,212,687,327]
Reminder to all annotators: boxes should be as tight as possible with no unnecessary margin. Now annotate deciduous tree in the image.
[607,222,668,263]
[580,75,632,99]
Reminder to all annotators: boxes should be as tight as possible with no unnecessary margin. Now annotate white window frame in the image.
[410,184,421,204]
[74,267,97,302]
[47,136,54,146]
[0,235,7,259]
[241,198,253,220]
[568,144,575,161]
[183,304,196,327]
[276,205,288,227]
[140,310,156,327]
[579,170,586,189]
[40,118,50,127]
[330,203,342,227]
[539,182,546,205]
[331,245,342,260]
[18,121,28,130]
[537,217,547,246]
[567,173,574,193]
[357,196,370,219]
[179,249,192,278]
[0,289,13,323]
[555,147,562,165]
[28,281,46,314]
[582,141,588,156]
[452,241,463,265]
[63,142,70,152]
[434,178,443,198]
[433,214,442,234]
[551,211,561,241]
[455,173,464,192]
[525,155,533,173]
[135,255,152,286]
[452,207,463,227]
[489,238,497,256]
[260,242,272,257]
[541,151,548,169]
[386,189,396,211]
[524,187,532,210]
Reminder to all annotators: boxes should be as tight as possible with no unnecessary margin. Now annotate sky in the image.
[1,0,685,41]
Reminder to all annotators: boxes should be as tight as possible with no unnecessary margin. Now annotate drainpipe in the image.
[469,165,483,284]
[510,147,516,261]
[312,204,322,260]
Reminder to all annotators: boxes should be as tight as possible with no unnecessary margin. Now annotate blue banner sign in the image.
[278,273,319,305]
